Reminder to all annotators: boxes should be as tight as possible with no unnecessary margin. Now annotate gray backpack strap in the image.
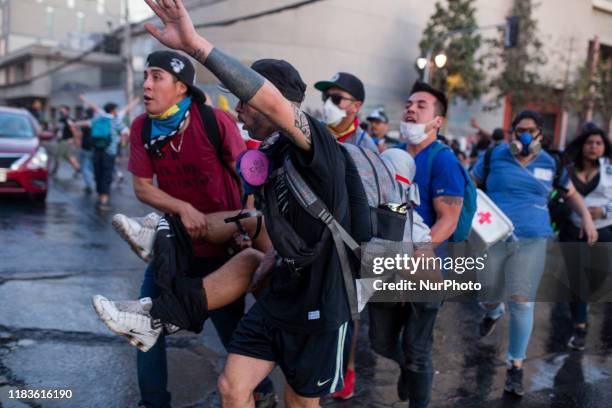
[283,157,361,321]
[356,146,381,205]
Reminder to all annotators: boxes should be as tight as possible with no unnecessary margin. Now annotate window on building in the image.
[46,6,54,36]
[76,11,84,32]
[588,41,612,65]
[15,62,26,82]
[101,67,122,87]
[97,0,105,15]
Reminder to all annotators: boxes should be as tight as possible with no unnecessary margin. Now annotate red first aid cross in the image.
[478,211,492,224]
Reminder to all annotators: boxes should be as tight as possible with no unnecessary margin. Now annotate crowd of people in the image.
[30,95,138,210]
[26,1,605,407]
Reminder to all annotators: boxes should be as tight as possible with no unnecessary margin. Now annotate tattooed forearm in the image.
[202,48,265,103]
[440,196,464,206]
[291,104,311,145]
[189,47,206,63]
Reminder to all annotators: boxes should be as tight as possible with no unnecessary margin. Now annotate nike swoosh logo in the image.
[165,234,174,238]
[317,378,332,387]
[129,329,146,336]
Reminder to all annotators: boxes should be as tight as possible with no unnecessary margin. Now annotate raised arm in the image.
[79,94,102,114]
[143,0,312,151]
[118,96,141,119]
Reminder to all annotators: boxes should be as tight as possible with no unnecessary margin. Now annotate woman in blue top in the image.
[471,110,597,397]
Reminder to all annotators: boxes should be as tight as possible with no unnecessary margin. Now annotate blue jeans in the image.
[368,302,439,408]
[479,237,548,362]
[137,257,274,408]
[79,149,95,190]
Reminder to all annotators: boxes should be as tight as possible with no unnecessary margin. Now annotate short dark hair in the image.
[104,102,118,114]
[511,109,543,131]
[85,107,95,119]
[410,81,448,117]
[492,128,505,141]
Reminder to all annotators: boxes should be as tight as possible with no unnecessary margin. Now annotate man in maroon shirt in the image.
[125,50,275,408]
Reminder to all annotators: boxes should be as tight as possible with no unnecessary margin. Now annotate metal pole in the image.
[421,24,505,84]
[124,0,134,123]
[423,47,434,84]
[585,35,600,122]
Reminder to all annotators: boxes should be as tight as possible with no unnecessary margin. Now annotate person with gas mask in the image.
[314,72,378,152]
[471,110,598,397]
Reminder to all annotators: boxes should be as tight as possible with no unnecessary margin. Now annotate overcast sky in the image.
[128,0,154,22]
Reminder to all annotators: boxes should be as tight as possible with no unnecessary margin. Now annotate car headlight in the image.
[26,147,48,170]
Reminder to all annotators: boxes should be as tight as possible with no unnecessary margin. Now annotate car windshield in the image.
[0,112,35,139]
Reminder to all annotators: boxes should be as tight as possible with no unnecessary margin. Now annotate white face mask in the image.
[399,119,436,145]
[323,98,347,126]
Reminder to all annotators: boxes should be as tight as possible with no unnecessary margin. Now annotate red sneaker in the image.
[331,368,355,399]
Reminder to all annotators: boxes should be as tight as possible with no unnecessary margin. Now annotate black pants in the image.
[559,223,612,325]
[368,302,439,408]
[92,150,115,195]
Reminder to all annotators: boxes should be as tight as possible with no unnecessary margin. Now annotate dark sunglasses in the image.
[322,92,356,106]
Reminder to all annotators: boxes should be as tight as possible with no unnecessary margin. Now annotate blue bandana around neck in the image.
[149,96,192,140]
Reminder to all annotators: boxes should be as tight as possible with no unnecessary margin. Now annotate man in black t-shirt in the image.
[140,2,352,406]
[51,105,80,176]
[224,61,350,405]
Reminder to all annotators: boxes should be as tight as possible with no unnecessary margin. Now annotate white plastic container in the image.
[468,189,515,251]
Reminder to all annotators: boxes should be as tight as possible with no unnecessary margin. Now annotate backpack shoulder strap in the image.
[426,142,448,174]
[141,116,152,149]
[551,152,566,191]
[481,146,495,191]
[196,104,240,184]
[283,157,361,321]
[356,129,367,146]
[425,142,448,188]
[197,103,222,159]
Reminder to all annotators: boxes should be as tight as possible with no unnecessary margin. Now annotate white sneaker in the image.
[92,295,161,352]
[104,298,180,334]
[114,298,153,315]
[112,213,160,262]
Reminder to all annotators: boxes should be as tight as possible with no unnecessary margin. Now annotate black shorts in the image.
[227,302,349,398]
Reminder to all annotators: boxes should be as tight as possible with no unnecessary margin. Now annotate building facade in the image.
[0,0,124,122]
[0,0,608,141]
[126,0,611,145]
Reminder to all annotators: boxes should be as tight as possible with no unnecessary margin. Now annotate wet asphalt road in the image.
[1,159,612,408]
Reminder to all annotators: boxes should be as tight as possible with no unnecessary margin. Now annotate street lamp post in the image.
[420,50,447,83]
[417,20,516,84]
